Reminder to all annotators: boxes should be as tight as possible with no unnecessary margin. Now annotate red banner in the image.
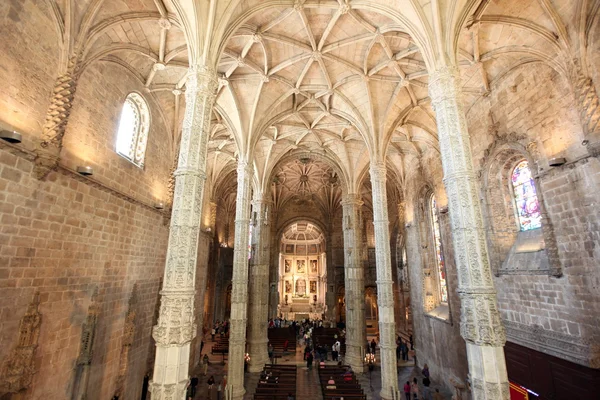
[510,382,529,400]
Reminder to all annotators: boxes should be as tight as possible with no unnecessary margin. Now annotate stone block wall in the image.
[0,148,169,399]
[467,64,600,368]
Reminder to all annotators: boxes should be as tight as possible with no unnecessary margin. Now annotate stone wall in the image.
[467,64,600,368]
[0,148,169,399]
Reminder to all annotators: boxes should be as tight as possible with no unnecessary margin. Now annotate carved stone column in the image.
[149,65,218,400]
[429,66,508,400]
[247,197,271,372]
[341,194,366,373]
[369,164,399,400]
[227,160,253,399]
[34,54,81,179]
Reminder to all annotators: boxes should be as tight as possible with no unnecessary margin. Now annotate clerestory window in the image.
[116,93,150,167]
[511,160,541,231]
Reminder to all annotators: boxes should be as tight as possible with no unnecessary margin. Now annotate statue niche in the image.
[295,279,306,296]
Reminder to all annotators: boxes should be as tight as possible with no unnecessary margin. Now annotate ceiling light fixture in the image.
[0,130,22,144]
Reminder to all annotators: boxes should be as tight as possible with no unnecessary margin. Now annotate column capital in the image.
[369,162,387,180]
[341,193,362,207]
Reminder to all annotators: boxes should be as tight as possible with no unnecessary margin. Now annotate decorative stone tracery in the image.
[0,292,42,396]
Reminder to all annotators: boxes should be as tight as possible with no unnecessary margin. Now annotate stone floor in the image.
[190,337,454,400]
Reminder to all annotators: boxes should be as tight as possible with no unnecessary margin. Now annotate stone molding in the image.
[504,320,600,369]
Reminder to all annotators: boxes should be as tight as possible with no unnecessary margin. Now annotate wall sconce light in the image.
[548,157,566,167]
[0,130,22,144]
[76,166,93,176]
[154,202,165,210]
[405,222,412,228]
[439,206,449,214]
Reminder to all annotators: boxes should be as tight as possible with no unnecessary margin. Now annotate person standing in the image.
[306,350,314,370]
[268,342,274,363]
[202,354,209,376]
[422,377,432,400]
[370,338,377,354]
[411,377,420,400]
[422,363,430,379]
[404,381,411,400]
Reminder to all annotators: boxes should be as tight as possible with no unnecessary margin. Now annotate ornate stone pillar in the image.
[429,66,508,400]
[341,194,366,373]
[247,197,271,372]
[149,65,218,400]
[34,54,81,179]
[369,164,399,400]
[227,160,253,399]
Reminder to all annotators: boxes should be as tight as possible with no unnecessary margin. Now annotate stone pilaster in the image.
[34,54,81,179]
[325,216,336,323]
[368,164,399,400]
[149,65,218,400]
[429,66,509,400]
[247,197,271,372]
[341,194,366,373]
[227,161,254,399]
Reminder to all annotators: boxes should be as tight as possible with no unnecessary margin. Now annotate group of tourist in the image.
[403,364,443,400]
[210,320,229,340]
[396,335,413,361]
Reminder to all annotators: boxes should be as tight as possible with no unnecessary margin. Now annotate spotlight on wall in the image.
[548,157,566,167]
[154,202,165,210]
[0,130,22,144]
[439,206,449,214]
[76,166,94,176]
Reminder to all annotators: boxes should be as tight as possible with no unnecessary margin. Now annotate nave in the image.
[190,328,453,400]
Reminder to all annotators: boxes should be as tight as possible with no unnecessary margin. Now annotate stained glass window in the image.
[430,196,448,303]
[511,160,542,231]
[116,93,150,167]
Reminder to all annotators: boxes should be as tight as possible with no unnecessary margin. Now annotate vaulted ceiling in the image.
[44,0,599,210]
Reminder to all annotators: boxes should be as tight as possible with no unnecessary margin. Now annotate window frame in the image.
[509,159,542,232]
[429,194,448,306]
[115,92,151,168]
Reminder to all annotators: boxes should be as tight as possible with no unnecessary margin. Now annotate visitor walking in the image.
[422,377,432,400]
[306,350,314,370]
[370,338,377,354]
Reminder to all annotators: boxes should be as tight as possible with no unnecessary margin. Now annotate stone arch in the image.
[480,142,560,276]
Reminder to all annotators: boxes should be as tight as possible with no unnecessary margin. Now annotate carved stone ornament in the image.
[1,292,42,394]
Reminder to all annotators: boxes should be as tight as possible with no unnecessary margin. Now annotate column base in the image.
[345,345,364,373]
[228,384,246,400]
[248,354,268,373]
[466,343,509,400]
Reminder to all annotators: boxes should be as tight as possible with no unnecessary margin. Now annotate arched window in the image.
[116,93,150,167]
[430,196,448,303]
[511,160,542,231]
